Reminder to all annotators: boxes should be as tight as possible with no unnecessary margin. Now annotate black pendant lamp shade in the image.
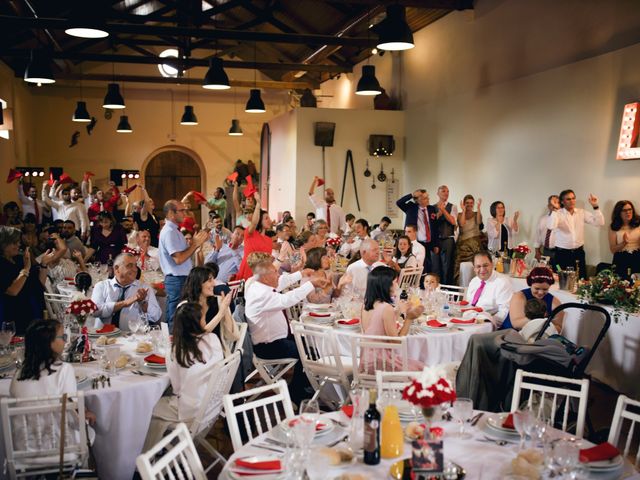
[103,83,125,109]
[180,105,198,125]
[203,58,230,90]
[245,89,266,113]
[73,101,91,122]
[65,0,109,38]
[116,115,132,133]
[375,5,415,51]
[355,65,382,96]
[228,119,243,136]
[23,50,55,85]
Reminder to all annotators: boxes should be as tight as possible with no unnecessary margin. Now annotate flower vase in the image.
[75,315,92,363]
[421,406,441,440]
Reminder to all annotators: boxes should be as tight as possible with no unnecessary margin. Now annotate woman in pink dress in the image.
[360,266,425,372]
[236,193,274,281]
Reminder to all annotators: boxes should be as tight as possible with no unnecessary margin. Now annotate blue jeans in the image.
[164,274,187,331]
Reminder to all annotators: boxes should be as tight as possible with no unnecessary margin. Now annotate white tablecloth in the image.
[509,278,640,400]
[0,336,170,480]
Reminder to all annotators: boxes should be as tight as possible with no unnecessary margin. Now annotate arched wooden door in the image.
[144,150,203,225]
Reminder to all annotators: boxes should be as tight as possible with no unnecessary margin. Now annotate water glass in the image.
[128,317,141,337]
[104,345,121,376]
[0,321,15,354]
[553,438,580,475]
[11,345,24,369]
[297,399,319,449]
[513,410,533,451]
[452,398,474,437]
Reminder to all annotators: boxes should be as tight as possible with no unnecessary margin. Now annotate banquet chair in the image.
[136,423,206,480]
[286,300,304,323]
[608,395,640,468]
[398,266,422,290]
[227,279,244,303]
[245,355,298,400]
[232,322,248,354]
[223,380,295,451]
[436,284,466,303]
[350,334,409,389]
[1,393,89,480]
[292,323,351,408]
[510,369,590,438]
[375,371,414,396]
[44,292,72,320]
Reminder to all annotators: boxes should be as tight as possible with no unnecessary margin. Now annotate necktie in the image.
[140,251,146,270]
[100,202,104,212]
[544,229,552,249]
[326,204,331,230]
[422,208,431,243]
[112,284,130,328]
[33,199,40,224]
[471,280,486,307]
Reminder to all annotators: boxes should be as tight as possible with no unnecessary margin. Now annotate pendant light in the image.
[65,1,109,38]
[180,71,198,125]
[375,5,414,51]
[356,9,383,96]
[24,50,55,86]
[103,83,125,109]
[203,58,230,90]
[228,89,243,136]
[72,69,91,122]
[116,115,132,133]
[246,41,266,113]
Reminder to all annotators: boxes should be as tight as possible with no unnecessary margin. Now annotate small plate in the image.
[485,413,519,435]
[304,303,333,311]
[144,361,166,369]
[88,327,121,337]
[583,455,624,471]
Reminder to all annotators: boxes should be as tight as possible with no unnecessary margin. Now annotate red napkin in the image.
[6,169,23,184]
[458,300,469,306]
[144,354,166,365]
[226,172,239,183]
[83,171,95,181]
[316,178,325,186]
[450,318,476,324]
[96,324,117,334]
[47,172,55,186]
[341,405,353,418]
[461,306,483,313]
[308,312,331,318]
[427,320,446,328]
[191,191,208,205]
[151,282,165,290]
[10,336,24,345]
[502,413,515,430]
[243,176,257,198]
[123,184,138,195]
[579,442,620,463]
[288,418,326,431]
[179,217,195,234]
[235,458,282,471]
[337,318,359,325]
[64,277,74,281]
[59,173,75,184]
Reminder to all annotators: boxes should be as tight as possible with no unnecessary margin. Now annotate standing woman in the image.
[487,201,519,254]
[609,200,640,280]
[133,186,160,247]
[90,211,127,264]
[235,193,274,280]
[454,195,484,284]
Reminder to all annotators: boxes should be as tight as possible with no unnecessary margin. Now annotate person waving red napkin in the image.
[6,169,22,183]
[191,191,208,205]
[243,176,257,197]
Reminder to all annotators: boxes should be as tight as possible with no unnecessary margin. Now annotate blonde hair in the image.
[247,251,273,270]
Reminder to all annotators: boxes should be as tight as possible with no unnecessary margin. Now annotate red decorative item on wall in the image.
[616,102,640,160]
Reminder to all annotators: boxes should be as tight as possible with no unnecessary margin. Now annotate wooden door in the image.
[145,150,202,225]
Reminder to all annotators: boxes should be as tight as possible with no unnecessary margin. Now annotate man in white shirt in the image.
[135,230,160,271]
[404,225,426,269]
[534,195,560,265]
[339,218,370,258]
[371,216,392,242]
[547,190,604,278]
[465,251,513,328]
[308,176,345,235]
[245,259,327,403]
[344,238,386,297]
[42,181,90,240]
[17,182,46,225]
[92,252,162,330]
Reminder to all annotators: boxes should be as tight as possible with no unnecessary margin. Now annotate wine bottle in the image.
[363,389,381,465]
[400,289,408,301]
[107,254,114,279]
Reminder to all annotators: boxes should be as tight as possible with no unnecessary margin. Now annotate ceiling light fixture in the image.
[73,101,91,122]
[116,115,132,133]
[229,89,243,136]
[103,83,125,109]
[375,5,415,51]
[203,58,230,90]
[245,41,265,113]
[355,65,382,96]
[180,69,198,125]
[23,50,55,86]
[65,1,109,38]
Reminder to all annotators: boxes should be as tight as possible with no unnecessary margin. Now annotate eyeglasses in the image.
[56,334,68,342]
[621,208,633,212]
[176,208,188,212]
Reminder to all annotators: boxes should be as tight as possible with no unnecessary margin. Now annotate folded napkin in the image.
[461,306,483,313]
[144,354,166,365]
[502,413,515,430]
[458,300,469,306]
[308,312,331,318]
[64,277,74,281]
[226,172,239,183]
[316,178,325,186]
[341,405,353,418]
[235,458,282,471]
[10,336,23,345]
[579,442,620,463]
[450,318,476,324]
[191,191,208,205]
[337,318,359,325]
[96,324,117,334]
[426,319,446,328]
[288,418,326,431]
[123,184,138,195]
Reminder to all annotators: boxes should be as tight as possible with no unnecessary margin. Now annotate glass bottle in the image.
[381,402,404,459]
[363,389,381,465]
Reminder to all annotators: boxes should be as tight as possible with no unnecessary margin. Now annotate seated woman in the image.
[391,235,419,272]
[143,302,225,450]
[301,247,351,304]
[39,230,88,286]
[502,266,564,331]
[360,266,424,372]
[608,200,640,280]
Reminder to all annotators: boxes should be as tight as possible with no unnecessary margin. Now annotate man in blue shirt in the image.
[204,225,244,283]
[158,200,208,327]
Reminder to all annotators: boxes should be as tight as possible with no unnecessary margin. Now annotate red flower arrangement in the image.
[122,245,140,256]
[512,242,531,259]
[66,298,98,318]
[402,367,457,409]
[326,235,342,249]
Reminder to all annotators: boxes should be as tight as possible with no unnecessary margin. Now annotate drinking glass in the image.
[149,324,162,349]
[128,317,141,337]
[11,345,24,369]
[0,322,15,356]
[513,410,533,451]
[553,439,580,475]
[297,399,320,450]
[348,388,368,451]
[452,398,474,438]
[104,345,121,376]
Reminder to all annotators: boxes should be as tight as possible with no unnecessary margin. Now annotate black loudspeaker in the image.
[314,122,335,147]
[49,167,63,181]
[368,134,395,156]
[110,169,124,186]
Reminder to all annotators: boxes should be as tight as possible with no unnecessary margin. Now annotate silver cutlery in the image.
[133,369,160,377]
[477,436,509,446]
[263,438,288,447]
[470,412,484,426]
[327,435,348,447]
[252,443,284,454]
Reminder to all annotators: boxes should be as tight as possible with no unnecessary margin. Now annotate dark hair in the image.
[463,194,475,204]
[306,212,316,219]
[204,261,220,279]
[394,235,413,259]
[215,187,224,197]
[97,211,116,228]
[558,189,575,208]
[209,212,221,220]
[355,218,370,234]
[524,298,547,320]
[3,201,19,213]
[489,201,504,218]
[294,230,314,248]
[257,210,269,233]
[181,267,215,303]
[18,319,60,381]
[304,247,327,270]
[61,188,71,195]
[345,213,356,222]
[265,230,276,238]
[233,225,245,233]
[380,216,392,224]
[611,200,640,231]
[0,225,22,252]
[527,266,554,286]
[364,266,398,311]
[472,250,493,265]
[172,302,206,368]
[23,213,37,225]
[276,223,288,233]
[63,219,76,228]
[405,224,417,232]
[547,195,558,204]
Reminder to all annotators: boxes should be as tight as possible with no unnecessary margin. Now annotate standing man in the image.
[534,195,560,265]
[42,181,90,241]
[158,199,209,327]
[396,189,439,275]
[17,182,46,226]
[308,176,345,235]
[547,190,604,278]
[432,185,457,285]
[207,187,227,222]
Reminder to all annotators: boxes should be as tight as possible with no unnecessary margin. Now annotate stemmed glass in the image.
[452,398,474,438]
[0,321,15,355]
[128,317,142,339]
[552,439,580,477]
[513,410,534,451]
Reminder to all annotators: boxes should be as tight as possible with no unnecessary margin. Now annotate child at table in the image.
[519,298,558,343]
[423,273,440,292]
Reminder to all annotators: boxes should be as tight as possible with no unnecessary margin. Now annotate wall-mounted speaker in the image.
[314,122,336,147]
[110,169,124,186]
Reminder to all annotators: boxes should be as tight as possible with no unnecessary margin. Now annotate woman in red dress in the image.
[236,193,274,280]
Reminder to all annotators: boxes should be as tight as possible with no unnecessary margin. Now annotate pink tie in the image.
[471,280,486,306]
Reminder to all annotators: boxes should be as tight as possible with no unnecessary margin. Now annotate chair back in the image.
[0,393,89,479]
[136,423,206,480]
[608,395,640,468]
[510,369,590,438]
[375,371,415,397]
[398,266,422,290]
[286,301,304,323]
[351,334,409,389]
[436,284,466,303]
[44,292,72,321]
[223,380,294,451]
[232,322,248,354]
[228,280,244,302]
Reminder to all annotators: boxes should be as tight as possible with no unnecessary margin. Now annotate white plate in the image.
[583,455,623,471]
[75,374,88,385]
[448,321,479,327]
[0,358,14,370]
[485,413,520,435]
[144,361,166,369]
[304,303,334,312]
[88,327,121,337]
[271,418,344,446]
[280,417,335,437]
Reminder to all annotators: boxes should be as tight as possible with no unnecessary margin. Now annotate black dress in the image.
[0,256,45,335]
[133,211,160,247]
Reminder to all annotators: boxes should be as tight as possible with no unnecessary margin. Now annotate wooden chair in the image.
[350,334,409,389]
[398,266,422,290]
[44,292,72,321]
[608,395,640,468]
[223,380,295,451]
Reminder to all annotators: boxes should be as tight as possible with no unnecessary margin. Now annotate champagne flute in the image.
[297,399,320,453]
[513,410,533,451]
[0,321,15,355]
[452,398,474,438]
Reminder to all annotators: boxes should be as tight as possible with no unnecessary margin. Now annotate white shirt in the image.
[547,208,604,249]
[345,259,386,298]
[44,186,90,235]
[533,212,556,250]
[91,278,162,330]
[339,235,369,258]
[411,240,426,267]
[371,227,392,242]
[17,187,46,224]
[309,194,346,234]
[245,271,314,345]
[137,246,161,271]
[465,271,513,328]
[10,362,76,399]
[486,216,519,251]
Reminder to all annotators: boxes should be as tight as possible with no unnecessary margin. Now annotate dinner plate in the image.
[270,418,344,446]
[88,327,121,337]
[485,413,520,436]
[229,455,284,476]
[280,417,335,437]
[583,455,623,471]
[448,321,479,327]
[304,303,334,312]
[144,361,167,370]
[0,357,14,370]
[300,313,335,325]
[227,471,284,480]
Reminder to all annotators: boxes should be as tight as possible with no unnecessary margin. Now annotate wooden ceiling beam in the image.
[311,0,473,9]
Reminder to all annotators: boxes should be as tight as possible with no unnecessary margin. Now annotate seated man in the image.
[244,254,327,404]
[344,238,386,297]
[465,251,513,328]
[92,252,162,330]
[204,225,244,283]
[134,229,160,271]
[371,216,392,242]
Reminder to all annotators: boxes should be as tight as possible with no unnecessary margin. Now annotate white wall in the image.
[268,109,298,222]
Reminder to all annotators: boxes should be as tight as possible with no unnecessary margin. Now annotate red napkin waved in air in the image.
[461,306,483,313]
[47,172,55,186]
[235,458,282,471]
[226,172,239,183]
[59,173,75,184]
[123,184,138,195]
[308,312,331,318]
[341,405,353,418]
[191,191,208,205]
[337,318,359,325]
[6,169,23,184]
[427,320,446,328]
[243,176,257,198]
[144,354,166,365]
[288,418,326,431]
[96,324,117,334]
[83,171,95,182]
[502,413,515,430]
[316,178,325,187]
[579,442,620,463]
[450,318,476,324]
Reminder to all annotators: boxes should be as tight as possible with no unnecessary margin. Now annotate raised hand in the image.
[23,248,31,270]
[477,198,482,209]
[40,249,56,267]
[220,292,232,310]
[460,199,464,210]
[214,234,223,251]
[514,210,520,221]
[588,194,599,207]
[193,230,209,247]
[309,276,329,289]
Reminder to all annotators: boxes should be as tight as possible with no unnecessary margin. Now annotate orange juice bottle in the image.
[381,404,404,459]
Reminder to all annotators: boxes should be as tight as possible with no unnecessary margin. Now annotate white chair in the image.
[510,369,590,438]
[1,393,89,479]
[436,284,466,303]
[375,371,415,397]
[398,266,422,290]
[136,423,206,480]
[223,380,295,452]
[458,261,475,287]
[608,395,640,468]
[292,322,351,408]
[245,355,298,391]
[232,322,248,354]
[350,334,409,389]
[286,300,304,323]
[44,292,72,320]
[227,279,244,303]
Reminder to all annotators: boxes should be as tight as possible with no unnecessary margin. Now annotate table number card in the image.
[411,439,444,475]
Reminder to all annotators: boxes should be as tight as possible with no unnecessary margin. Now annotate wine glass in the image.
[128,317,141,338]
[513,410,533,451]
[0,322,15,355]
[104,345,121,376]
[452,398,474,438]
[553,438,580,476]
[295,399,319,453]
